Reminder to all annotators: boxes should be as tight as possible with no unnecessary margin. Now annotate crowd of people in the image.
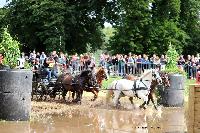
[99,53,200,79]
[22,50,96,81]
[3,50,199,80]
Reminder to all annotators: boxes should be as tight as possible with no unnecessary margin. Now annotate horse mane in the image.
[96,67,104,75]
[140,69,153,81]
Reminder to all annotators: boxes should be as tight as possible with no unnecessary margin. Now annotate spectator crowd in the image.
[16,50,200,80]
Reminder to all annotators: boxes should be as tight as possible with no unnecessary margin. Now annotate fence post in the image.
[188,84,200,133]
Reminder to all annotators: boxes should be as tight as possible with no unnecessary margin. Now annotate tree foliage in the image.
[4,0,109,54]
[0,0,199,55]
[107,0,198,55]
[0,28,21,69]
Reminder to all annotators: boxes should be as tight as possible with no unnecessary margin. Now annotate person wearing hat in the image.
[0,52,10,70]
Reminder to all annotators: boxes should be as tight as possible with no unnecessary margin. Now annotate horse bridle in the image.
[152,71,162,84]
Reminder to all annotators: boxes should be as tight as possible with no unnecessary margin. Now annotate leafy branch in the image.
[0,28,21,69]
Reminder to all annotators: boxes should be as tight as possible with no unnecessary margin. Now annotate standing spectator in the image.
[112,55,118,75]
[29,50,36,64]
[154,56,161,70]
[191,55,197,79]
[59,52,66,70]
[196,53,200,63]
[36,52,40,59]
[32,50,37,59]
[118,55,125,76]
[160,54,167,70]
[185,55,192,79]
[143,54,150,70]
[150,54,156,69]
[99,53,105,67]
[178,55,185,71]
[127,53,135,74]
[40,52,46,66]
[136,55,143,75]
[124,54,128,74]
[17,52,26,69]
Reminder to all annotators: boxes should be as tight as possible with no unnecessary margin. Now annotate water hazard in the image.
[0,106,187,133]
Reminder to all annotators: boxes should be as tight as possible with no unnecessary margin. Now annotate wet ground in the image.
[0,91,188,133]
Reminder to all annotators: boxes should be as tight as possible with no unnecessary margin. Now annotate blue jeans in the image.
[44,68,51,80]
[52,70,59,78]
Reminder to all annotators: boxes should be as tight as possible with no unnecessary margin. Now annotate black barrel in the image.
[162,74,185,107]
[168,74,185,90]
[0,70,33,121]
[162,89,184,107]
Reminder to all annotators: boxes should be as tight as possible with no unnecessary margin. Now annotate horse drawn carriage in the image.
[32,66,108,102]
[32,68,58,100]
[32,64,170,110]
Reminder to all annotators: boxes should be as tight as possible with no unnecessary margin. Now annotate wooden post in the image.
[188,84,200,133]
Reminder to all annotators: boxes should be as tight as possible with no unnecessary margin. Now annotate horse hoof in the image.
[139,106,146,110]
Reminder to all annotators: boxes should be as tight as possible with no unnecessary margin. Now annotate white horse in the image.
[106,69,162,109]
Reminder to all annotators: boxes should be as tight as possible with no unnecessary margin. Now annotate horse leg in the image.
[67,91,72,101]
[138,91,148,109]
[72,91,75,100]
[139,101,147,110]
[129,97,134,104]
[62,89,67,102]
[113,91,121,107]
[91,90,98,101]
[149,93,158,110]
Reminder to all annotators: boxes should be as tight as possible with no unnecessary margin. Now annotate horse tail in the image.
[105,80,117,103]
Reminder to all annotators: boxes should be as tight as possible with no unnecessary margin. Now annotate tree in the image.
[179,0,200,55]
[0,8,8,40]
[107,0,191,55]
[149,0,188,55]
[107,0,152,54]
[5,0,108,54]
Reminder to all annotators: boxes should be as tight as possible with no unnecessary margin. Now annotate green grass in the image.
[102,76,122,89]
[184,79,195,96]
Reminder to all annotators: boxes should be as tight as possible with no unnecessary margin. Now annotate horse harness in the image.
[132,79,149,91]
[113,79,149,98]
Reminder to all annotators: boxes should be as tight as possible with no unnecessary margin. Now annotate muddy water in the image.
[0,107,187,133]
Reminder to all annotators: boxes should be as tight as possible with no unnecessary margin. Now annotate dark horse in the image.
[76,67,108,101]
[52,72,82,102]
[53,67,108,102]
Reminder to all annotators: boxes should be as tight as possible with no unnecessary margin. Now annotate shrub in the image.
[0,28,21,69]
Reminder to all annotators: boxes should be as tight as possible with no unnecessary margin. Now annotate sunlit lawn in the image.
[102,75,122,89]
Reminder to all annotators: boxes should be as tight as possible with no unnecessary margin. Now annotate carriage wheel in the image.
[36,83,48,101]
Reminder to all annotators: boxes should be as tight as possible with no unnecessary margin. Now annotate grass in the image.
[184,79,195,96]
[102,76,122,89]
